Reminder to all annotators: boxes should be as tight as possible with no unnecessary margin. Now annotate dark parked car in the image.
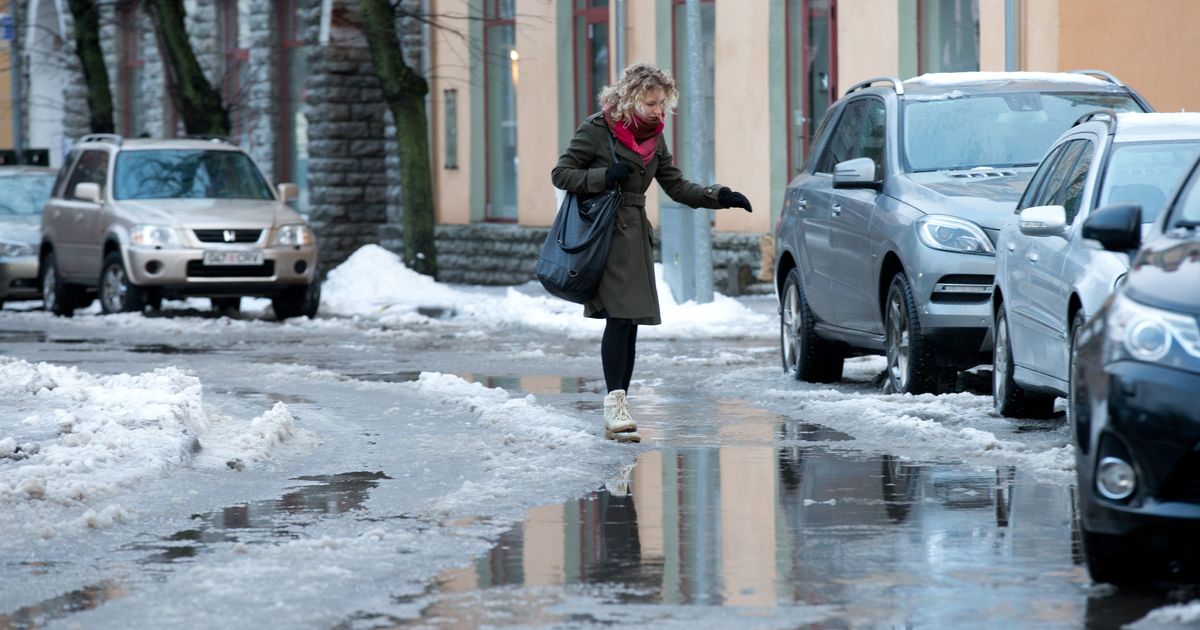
[1071,157,1200,585]
[0,166,57,308]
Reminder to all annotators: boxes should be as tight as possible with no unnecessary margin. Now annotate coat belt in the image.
[621,192,647,207]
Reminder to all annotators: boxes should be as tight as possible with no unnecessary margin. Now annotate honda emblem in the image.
[223,230,236,243]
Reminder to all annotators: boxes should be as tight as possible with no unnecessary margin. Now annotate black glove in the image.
[606,162,633,188]
[719,187,753,213]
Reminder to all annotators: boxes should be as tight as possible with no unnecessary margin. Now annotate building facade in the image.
[3,0,1199,287]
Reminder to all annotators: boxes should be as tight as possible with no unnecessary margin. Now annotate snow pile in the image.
[320,244,771,339]
[1130,601,1200,628]
[0,357,310,530]
[378,371,613,516]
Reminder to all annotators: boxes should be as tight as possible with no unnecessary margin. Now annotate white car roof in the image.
[1112,112,1200,142]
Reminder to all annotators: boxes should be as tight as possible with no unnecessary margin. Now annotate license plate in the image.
[203,250,264,266]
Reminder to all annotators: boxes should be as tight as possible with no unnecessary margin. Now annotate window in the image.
[114,150,273,200]
[1016,143,1068,212]
[814,98,883,174]
[1038,140,1087,208]
[276,0,309,211]
[485,0,518,221]
[574,0,609,124]
[118,2,145,137]
[1060,142,1094,223]
[786,0,836,174]
[443,89,458,169]
[672,0,715,182]
[918,0,979,73]
[1097,141,1200,223]
[64,151,109,200]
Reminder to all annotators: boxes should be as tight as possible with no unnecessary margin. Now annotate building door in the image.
[786,0,836,175]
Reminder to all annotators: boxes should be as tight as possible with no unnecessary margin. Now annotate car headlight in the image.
[1105,291,1200,370]
[274,224,314,247]
[0,239,37,257]
[915,215,995,255]
[130,224,180,247]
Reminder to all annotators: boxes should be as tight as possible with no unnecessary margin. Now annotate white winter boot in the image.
[603,389,640,442]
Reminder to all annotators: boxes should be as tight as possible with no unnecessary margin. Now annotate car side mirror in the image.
[1082,203,1141,254]
[833,157,881,190]
[74,182,102,203]
[277,183,299,201]
[1018,205,1068,237]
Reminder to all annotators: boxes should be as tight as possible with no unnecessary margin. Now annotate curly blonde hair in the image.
[598,63,678,122]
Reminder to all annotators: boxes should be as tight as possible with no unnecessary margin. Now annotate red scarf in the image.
[604,111,663,165]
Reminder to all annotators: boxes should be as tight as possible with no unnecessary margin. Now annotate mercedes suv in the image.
[40,135,320,319]
[775,71,1150,394]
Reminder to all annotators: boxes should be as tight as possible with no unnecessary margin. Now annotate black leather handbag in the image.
[537,132,623,304]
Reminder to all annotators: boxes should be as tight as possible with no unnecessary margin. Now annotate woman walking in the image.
[551,63,753,443]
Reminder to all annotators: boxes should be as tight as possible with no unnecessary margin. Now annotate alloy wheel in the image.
[42,260,57,313]
[886,291,910,391]
[993,319,1010,406]
[781,282,800,372]
[101,264,128,313]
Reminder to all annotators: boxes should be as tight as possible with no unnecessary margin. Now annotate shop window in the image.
[786,0,836,174]
[574,0,609,124]
[485,0,518,221]
[918,0,979,73]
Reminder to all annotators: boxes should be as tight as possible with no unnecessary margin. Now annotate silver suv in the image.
[40,135,319,319]
[775,71,1150,394]
[992,112,1200,417]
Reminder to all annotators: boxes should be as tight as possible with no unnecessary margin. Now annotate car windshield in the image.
[1097,141,1200,224]
[902,92,1142,172]
[0,173,55,215]
[1171,162,1200,228]
[114,150,273,200]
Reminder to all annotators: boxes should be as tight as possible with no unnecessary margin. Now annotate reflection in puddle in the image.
[0,581,128,629]
[414,442,1187,627]
[127,344,215,355]
[132,471,391,564]
[0,329,47,344]
[210,386,315,405]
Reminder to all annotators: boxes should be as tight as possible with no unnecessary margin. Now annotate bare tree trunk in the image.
[65,0,115,133]
[358,0,437,277]
[144,0,229,136]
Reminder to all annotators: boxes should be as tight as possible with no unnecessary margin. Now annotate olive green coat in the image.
[550,115,726,325]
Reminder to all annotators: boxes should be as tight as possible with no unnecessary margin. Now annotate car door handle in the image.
[832,203,843,216]
[796,197,808,209]
[73,212,83,223]
[1006,242,1016,252]
[1026,252,1038,263]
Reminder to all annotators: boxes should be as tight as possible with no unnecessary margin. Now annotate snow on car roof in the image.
[1113,112,1200,141]
[906,71,1111,87]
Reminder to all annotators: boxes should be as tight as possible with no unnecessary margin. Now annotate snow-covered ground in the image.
[0,244,1194,628]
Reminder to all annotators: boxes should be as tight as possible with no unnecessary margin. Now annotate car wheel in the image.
[992,306,1055,418]
[779,267,843,382]
[211,297,241,313]
[1082,529,1147,587]
[1069,311,1090,448]
[272,281,320,321]
[885,273,938,394]
[99,251,147,314]
[41,252,80,317]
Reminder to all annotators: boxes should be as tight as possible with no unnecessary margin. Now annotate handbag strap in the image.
[605,130,621,192]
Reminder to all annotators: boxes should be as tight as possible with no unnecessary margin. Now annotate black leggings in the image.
[601,318,639,393]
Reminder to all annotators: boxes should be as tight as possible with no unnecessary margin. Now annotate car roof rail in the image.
[79,133,123,146]
[1073,108,1120,135]
[1069,69,1125,87]
[844,76,905,97]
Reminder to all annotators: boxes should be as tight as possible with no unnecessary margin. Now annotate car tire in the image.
[99,251,147,314]
[272,280,320,321]
[885,273,938,395]
[211,297,241,313]
[992,306,1055,418]
[1082,529,1145,587]
[41,252,81,317]
[779,267,843,383]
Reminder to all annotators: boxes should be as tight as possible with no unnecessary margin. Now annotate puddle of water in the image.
[127,344,215,355]
[407,446,1189,627]
[0,581,128,629]
[129,471,392,564]
[210,386,315,405]
[0,329,47,344]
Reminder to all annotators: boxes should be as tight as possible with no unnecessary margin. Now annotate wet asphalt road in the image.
[0,298,1197,629]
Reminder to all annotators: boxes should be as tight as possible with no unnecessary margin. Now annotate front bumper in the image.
[124,244,318,292]
[906,248,996,361]
[1078,360,1200,537]
[0,255,41,300]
